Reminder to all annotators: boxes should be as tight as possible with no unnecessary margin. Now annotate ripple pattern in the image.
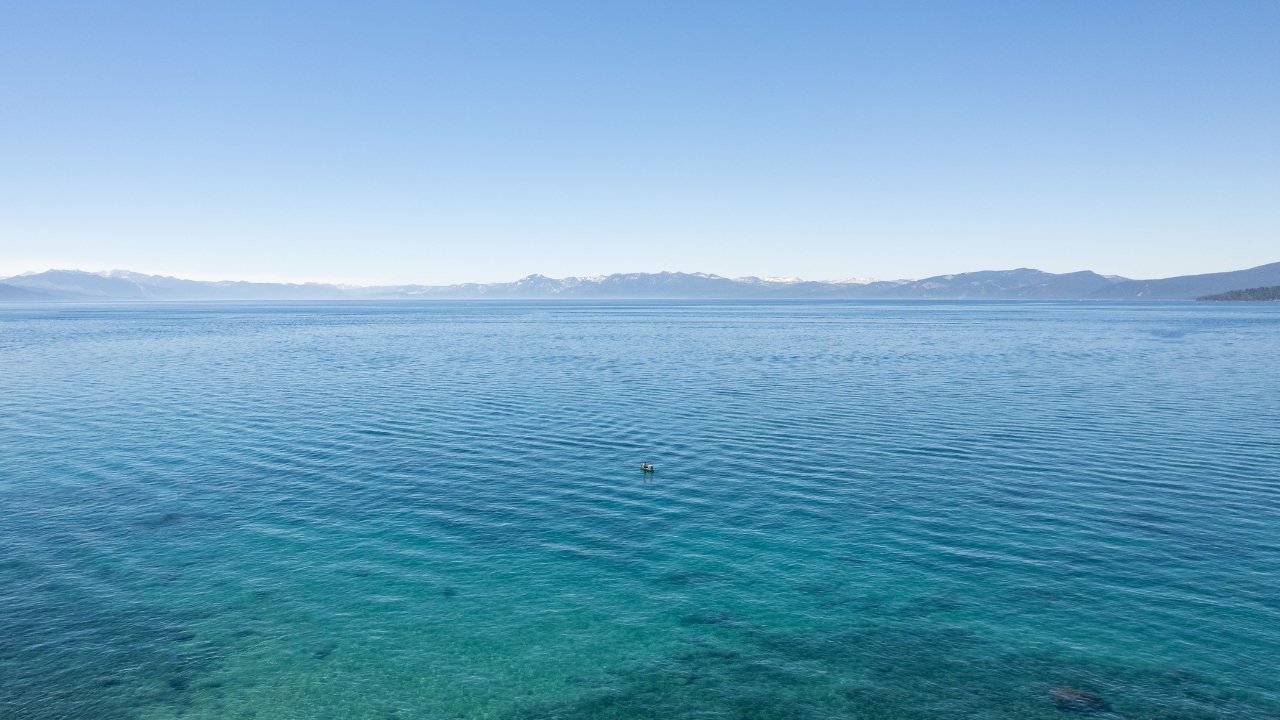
[1,301,1278,719]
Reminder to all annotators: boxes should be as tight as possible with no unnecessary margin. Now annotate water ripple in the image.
[1,300,1278,719]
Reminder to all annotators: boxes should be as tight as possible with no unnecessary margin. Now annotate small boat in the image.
[640,463,654,472]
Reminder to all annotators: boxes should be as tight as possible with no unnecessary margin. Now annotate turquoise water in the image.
[1,301,1278,720]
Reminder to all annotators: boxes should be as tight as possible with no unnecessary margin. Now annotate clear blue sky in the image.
[1,1,1276,284]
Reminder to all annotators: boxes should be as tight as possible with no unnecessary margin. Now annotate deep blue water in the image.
[1,301,1278,720]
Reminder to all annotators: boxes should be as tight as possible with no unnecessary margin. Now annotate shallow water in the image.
[1,301,1278,719]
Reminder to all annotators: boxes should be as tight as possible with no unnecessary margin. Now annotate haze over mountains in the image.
[3,262,1279,302]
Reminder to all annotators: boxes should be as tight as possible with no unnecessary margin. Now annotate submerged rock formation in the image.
[1048,686,1110,713]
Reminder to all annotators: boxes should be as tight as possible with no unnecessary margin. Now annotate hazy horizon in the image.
[5,262,1269,288]
[2,255,1277,289]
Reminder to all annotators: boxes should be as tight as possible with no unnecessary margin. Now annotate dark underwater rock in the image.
[1049,686,1110,712]
[137,513,182,529]
[313,644,337,659]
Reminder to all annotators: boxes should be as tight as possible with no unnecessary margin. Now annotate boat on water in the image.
[640,463,654,472]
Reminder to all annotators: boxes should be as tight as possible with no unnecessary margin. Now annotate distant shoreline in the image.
[4,262,1280,302]
[1197,286,1280,302]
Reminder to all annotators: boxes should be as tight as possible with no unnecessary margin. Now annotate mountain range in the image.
[3,262,1279,301]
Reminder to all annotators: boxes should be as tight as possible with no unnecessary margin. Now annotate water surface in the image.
[1,301,1278,719]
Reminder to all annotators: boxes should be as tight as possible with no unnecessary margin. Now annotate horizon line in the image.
[7,267,902,287]
[5,261,1279,288]
[1,266,1144,288]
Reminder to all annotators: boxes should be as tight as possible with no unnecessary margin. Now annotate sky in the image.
[1,1,1277,285]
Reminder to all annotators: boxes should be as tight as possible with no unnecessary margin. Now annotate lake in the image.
[2,301,1277,719]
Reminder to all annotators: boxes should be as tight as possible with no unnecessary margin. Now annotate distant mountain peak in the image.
[3,262,1278,301]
